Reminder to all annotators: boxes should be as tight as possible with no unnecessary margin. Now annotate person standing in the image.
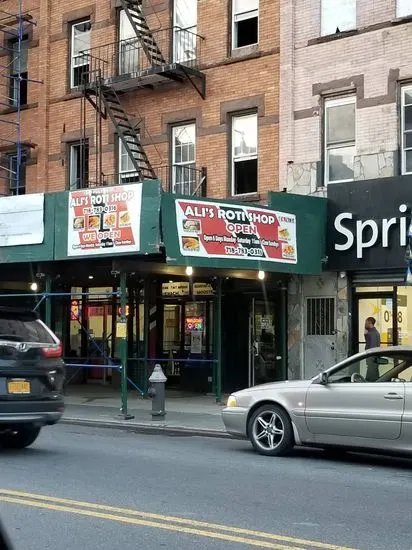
[365,317,381,381]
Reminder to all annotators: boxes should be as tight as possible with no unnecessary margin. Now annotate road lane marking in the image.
[0,490,358,550]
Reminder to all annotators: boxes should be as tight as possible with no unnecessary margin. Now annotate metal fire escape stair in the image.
[119,0,165,66]
[86,81,156,181]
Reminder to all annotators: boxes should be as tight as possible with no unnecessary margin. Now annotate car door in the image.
[305,352,405,441]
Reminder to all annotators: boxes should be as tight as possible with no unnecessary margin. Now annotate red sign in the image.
[175,199,297,264]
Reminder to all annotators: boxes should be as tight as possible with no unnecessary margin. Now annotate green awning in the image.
[162,192,327,275]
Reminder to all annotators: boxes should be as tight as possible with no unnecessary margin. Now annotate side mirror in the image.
[319,372,329,385]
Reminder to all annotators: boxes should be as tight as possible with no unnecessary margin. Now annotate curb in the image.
[60,417,231,439]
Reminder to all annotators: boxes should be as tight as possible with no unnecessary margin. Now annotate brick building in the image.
[0,0,328,398]
[280,1,412,380]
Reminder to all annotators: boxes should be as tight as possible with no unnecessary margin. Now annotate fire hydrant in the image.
[148,364,167,420]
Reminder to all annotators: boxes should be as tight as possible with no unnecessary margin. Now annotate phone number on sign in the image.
[224,246,264,257]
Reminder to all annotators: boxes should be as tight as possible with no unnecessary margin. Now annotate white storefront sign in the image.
[0,193,44,247]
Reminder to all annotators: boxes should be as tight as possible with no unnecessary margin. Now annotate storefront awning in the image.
[162,192,327,275]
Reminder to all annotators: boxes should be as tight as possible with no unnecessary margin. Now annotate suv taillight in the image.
[42,342,62,358]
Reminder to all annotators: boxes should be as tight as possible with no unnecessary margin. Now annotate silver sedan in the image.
[222,346,412,457]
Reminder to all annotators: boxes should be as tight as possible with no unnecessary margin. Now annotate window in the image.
[327,353,411,384]
[70,20,91,88]
[118,136,140,184]
[306,298,335,336]
[7,151,26,195]
[119,10,139,75]
[231,113,258,195]
[173,0,197,63]
[324,96,356,184]
[172,123,196,194]
[321,0,356,36]
[9,38,28,106]
[68,142,89,190]
[232,0,259,49]
[397,0,412,18]
[401,87,412,174]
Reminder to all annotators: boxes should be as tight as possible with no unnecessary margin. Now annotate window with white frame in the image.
[321,0,356,36]
[118,136,140,184]
[324,96,356,185]
[232,0,259,49]
[173,0,197,64]
[172,124,196,194]
[70,20,91,88]
[119,10,139,75]
[231,113,258,195]
[397,0,412,17]
[401,87,412,174]
[69,142,89,190]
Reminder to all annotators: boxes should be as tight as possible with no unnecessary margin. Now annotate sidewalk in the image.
[61,385,229,438]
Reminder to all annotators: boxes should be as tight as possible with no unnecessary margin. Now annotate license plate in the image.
[7,379,30,394]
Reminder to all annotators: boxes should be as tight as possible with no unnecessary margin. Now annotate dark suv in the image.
[0,307,65,449]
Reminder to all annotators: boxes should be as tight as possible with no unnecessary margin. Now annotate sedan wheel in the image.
[248,404,294,457]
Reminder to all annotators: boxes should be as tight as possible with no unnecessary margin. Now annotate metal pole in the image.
[215,277,222,403]
[118,271,134,420]
[279,284,288,381]
[45,277,52,328]
[143,278,150,392]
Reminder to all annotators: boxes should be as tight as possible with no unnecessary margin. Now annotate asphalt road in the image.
[1,425,412,550]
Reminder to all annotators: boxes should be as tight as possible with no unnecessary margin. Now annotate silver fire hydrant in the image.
[148,364,167,420]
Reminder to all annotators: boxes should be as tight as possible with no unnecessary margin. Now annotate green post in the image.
[215,277,222,403]
[119,272,134,420]
[143,278,150,393]
[45,277,52,328]
[279,285,288,381]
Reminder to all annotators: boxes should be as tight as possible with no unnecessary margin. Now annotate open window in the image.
[70,20,91,88]
[232,0,259,50]
[9,37,28,106]
[321,0,356,36]
[173,0,197,64]
[231,113,258,195]
[68,141,89,190]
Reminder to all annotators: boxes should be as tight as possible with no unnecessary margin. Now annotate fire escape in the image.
[82,0,206,195]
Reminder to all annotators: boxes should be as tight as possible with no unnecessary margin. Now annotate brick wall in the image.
[279,0,412,191]
[0,0,280,201]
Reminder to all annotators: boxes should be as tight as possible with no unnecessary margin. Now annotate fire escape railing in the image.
[80,27,204,84]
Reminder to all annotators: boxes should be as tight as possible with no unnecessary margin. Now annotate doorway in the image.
[248,299,280,387]
[354,289,397,353]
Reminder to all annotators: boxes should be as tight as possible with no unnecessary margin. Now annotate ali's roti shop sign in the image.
[67,184,142,256]
[175,199,298,264]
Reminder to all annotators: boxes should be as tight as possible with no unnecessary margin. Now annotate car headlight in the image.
[227,395,237,408]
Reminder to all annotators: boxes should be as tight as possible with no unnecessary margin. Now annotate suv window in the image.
[0,313,54,344]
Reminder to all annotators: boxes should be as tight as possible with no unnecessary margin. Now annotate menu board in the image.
[67,184,142,256]
[175,199,297,264]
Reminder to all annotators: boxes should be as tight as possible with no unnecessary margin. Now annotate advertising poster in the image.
[68,184,142,256]
[175,199,297,264]
[0,193,44,247]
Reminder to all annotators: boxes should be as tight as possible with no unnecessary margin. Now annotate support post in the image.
[214,277,222,403]
[45,277,52,328]
[118,272,134,420]
[143,278,150,392]
[279,284,288,381]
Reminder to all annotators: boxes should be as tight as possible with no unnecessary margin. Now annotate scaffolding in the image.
[0,0,36,196]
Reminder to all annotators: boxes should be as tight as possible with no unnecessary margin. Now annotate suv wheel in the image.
[0,425,41,449]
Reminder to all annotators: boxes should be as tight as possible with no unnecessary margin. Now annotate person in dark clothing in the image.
[364,317,381,381]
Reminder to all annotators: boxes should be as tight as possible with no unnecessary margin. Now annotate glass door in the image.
[249,299,278,386]
[355,291,397,353]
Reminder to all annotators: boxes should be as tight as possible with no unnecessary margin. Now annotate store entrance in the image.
[248,299,279,386]
[353,285,412,353]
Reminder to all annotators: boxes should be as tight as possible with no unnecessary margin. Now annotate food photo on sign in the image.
[175,199,297,264]
[68,185,142,257]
